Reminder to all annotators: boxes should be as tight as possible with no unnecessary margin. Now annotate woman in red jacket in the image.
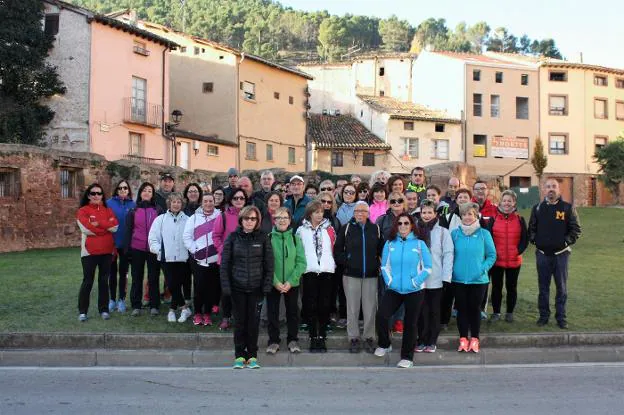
[488,190,528,323]
[76,183,119,322]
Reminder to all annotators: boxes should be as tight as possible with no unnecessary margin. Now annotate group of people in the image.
[76,166,581,368]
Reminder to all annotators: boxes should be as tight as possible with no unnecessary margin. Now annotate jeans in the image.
[536,250,570,322]
[376,289,424,360]
[109,250,129,301]
[454,283,488,339]
[267,286,300,345]
[490,266,520,314]
[230,289,263,359]
[129,249,160,310]
[79,254,112,314]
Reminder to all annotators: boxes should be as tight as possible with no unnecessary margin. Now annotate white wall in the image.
[379,58,413,102]
[354,97,389,141]
[297,65,354,115]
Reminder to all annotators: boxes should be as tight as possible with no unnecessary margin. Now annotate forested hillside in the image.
[69,0,563,63]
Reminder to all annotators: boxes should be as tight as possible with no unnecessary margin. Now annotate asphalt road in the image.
[1,364,623,414]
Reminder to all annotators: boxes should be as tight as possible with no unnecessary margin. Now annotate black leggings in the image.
[130,249,160,310]
[302,272,333,338]
[454,283,488,339]
[490,266,520,314]
[192,262,220,314]
[79,254,112,314]
[376,289,424,360]
[231,289,263,359]
[161,262,188,310]
[417,287,443,346]
[109,250,129,301]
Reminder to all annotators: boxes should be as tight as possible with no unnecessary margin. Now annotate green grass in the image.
[1,207,623,334]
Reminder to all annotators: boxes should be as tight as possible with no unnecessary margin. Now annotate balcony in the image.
[133,45,150,56]
[122,97,162,128]
[123,154,163,164]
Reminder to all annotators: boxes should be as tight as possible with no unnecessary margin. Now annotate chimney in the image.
[129,10,138,26]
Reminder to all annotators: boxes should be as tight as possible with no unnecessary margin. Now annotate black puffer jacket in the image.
[334,218,383,279]
[220,227,274,295]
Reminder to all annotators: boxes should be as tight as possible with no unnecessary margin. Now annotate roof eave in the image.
[89,15,179,49]
[389,115,462,124]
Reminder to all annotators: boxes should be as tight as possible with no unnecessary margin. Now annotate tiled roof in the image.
[357,95,461,123]
[91,15,178,49]
[308,114,392,150]
[540,62,624,76]
[432,51,534,67]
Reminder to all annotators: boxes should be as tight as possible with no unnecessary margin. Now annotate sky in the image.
[279,0,624,69]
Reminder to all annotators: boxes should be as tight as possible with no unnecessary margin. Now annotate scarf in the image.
[459,219,481,236]
[417,217,438,248]
[302,218,329,263]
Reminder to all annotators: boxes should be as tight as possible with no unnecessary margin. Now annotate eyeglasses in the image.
[354,210,368,214]
[343,190,356,195]
[117,186,128,190]
[232,196,245,201]
[228,175,238,179]
[187,189,200,193]
[398,221,411,226]
[274,216,289,221]
[474,187,487,191]
[320,187,334,191]
[389,198,404,204]
[89,191,103,196]
[242,216,258,222]
[321,199,333,205]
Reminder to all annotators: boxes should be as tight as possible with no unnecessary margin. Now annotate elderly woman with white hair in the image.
[370,170,391,186]
[451,202,496,354]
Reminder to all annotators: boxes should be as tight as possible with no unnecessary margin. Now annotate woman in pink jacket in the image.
[368,182,389,224]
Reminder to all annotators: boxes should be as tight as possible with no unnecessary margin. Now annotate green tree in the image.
[486,27,519,53]
[447,22,472,52]
[378,15,411,52]
[532,39,563,59]
[466,21,490,53]
[410,18,449,53]
[531,137,548,180]
[317,16,349,62]
[594,137,624,204]
[0,0,66,145]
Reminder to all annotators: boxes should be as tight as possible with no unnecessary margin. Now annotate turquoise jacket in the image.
[451,226,497,285]
[380,232,432,294]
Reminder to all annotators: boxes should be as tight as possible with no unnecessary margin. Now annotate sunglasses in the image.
[398,221,411,226]
[232,196,245,201]
[321,199,333,205]
[117,186,128,190]
[320,187,334,191]
[359,189,368,193]
[89,191,103,196]
[390,198,404,204]
[343,190,356,195]
[242,216,258,222]
[274,216,289,221]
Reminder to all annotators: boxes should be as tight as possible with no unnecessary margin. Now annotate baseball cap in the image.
[227,167,239,176]
[160,172,175,181]
[289,175,304,183]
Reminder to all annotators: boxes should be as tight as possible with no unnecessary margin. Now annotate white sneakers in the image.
[397,359,414,368]
[167,310,176,323]
[373,346,392,357]
[178,308,192,323]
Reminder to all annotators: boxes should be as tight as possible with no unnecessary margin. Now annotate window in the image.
[242,81,255,100]
[44,14,59,36]
[473,94,482,117]
[490,95,500,118]
[194,47,200,55]
[202,82,214,93]
[60,169,77,198]
[594,75,608,86]
[379,90,385,97]
[331,151,343,167]
[549,134,568,155]
[133,40,149,56]
[495,72,503,83]
[379,67,385,76]
[473,134,487,157]
[180,46,187,53]
[616,101,624,120]
[0,169,20,198]
[616,79,624,89]
[473,69,481,81]
[266,144,273,161]
[289,96,294,105]
[521,74,529,86]
[516,97,529,119]
[274,92,280,100]
[594,98,608,119]
[549,71,567,82]
[207,145,219,156]
[246,142,256,160]
[433,139,449,160]
[403,121,414,130]
[362,152,375,166]
[288,147,296,164]
[509,176,531,188]
[435,123,445,133]
[404,138,419,158]
[594,136,608,154]
[131,76,147,123]
[129,132,143,156]
[549,95,568,116]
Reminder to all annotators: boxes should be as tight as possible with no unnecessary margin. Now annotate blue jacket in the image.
[336,202,356,226]
[451,226,497,285]
[380,232,432,294]
[284,194,311,226]
[106,196,136,249]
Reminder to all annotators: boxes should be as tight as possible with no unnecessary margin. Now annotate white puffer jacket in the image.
[296,219,336,274]
[148,211,189,262]
[423,223,454,289]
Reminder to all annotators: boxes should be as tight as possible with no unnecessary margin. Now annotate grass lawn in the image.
[1,207,623,334]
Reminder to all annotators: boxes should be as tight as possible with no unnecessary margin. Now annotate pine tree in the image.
[531,137,548,180]
[0,0,66,145]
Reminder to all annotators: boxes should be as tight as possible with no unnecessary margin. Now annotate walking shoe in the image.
[325,323,333,334]
[101,312,110,320]
[167,310,176,323]
[424,345,437,353]
[392,320,404,334]
[505,313,514,323]
[150,308,159,317]
[178,308,192,323]
[451,309,457,318]
[480,311,488,320]
[202,314,212,326]
[131,309,141,317]
[349,338,361,353]
[108,300,116,313]
[557,320,568,329]
[415,344,426,353]
[193,314,203,326]
[162,288,172,304]
[336,319,347,329]
[266,343,280,354]
[318,337,327,353]
[397,359,414,368]
[287,341,301,353]
[374,346,392,357]
[246,357,261,369]
[117,299,126,313]
[363,338,375,354]
[219,318,231,330]
[78,313,88,322]
[211,305,220,314]
[468,337,480,353]
[309,337,319,353]
[233,357,245,369]
[457,337,469,352]
[299,323,309,332]
[489,313,501,322]
[536,317,549,326]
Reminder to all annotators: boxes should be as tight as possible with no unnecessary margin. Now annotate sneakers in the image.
[317,337,327,353]
[167,310,176,323]
[233,357,245,369]
[288,341,301,353]
[108,300,116,313]
[101,312,110,320]
[336,319,347,329]
[117,299,126,313]
[309,337,319,353]
[415,344,426,353]
[536,317,549,326]
[178,308,192,323]
[266,343,280,354]
[202,314,212,326]
[392,320,404,334]
[457,337,469,352]
[557,320,568,329]
[364,338,375,354]
[150,308,159,317]
[211,305,220,314]
[78,313,88,322]
[468,337,480,353]
[480,311,488,320]
[374,346,392,357]
[424,345,437,353]
[349,338,361,353]
[193,314,203,326]
[451,309,458,318]
[219,318,231,330]
[505,313,514,323]
[489,313,501,322]
[131,309,141,317]
[246,357,261,369]
[397,359,414,368]
[299,323,309,332]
